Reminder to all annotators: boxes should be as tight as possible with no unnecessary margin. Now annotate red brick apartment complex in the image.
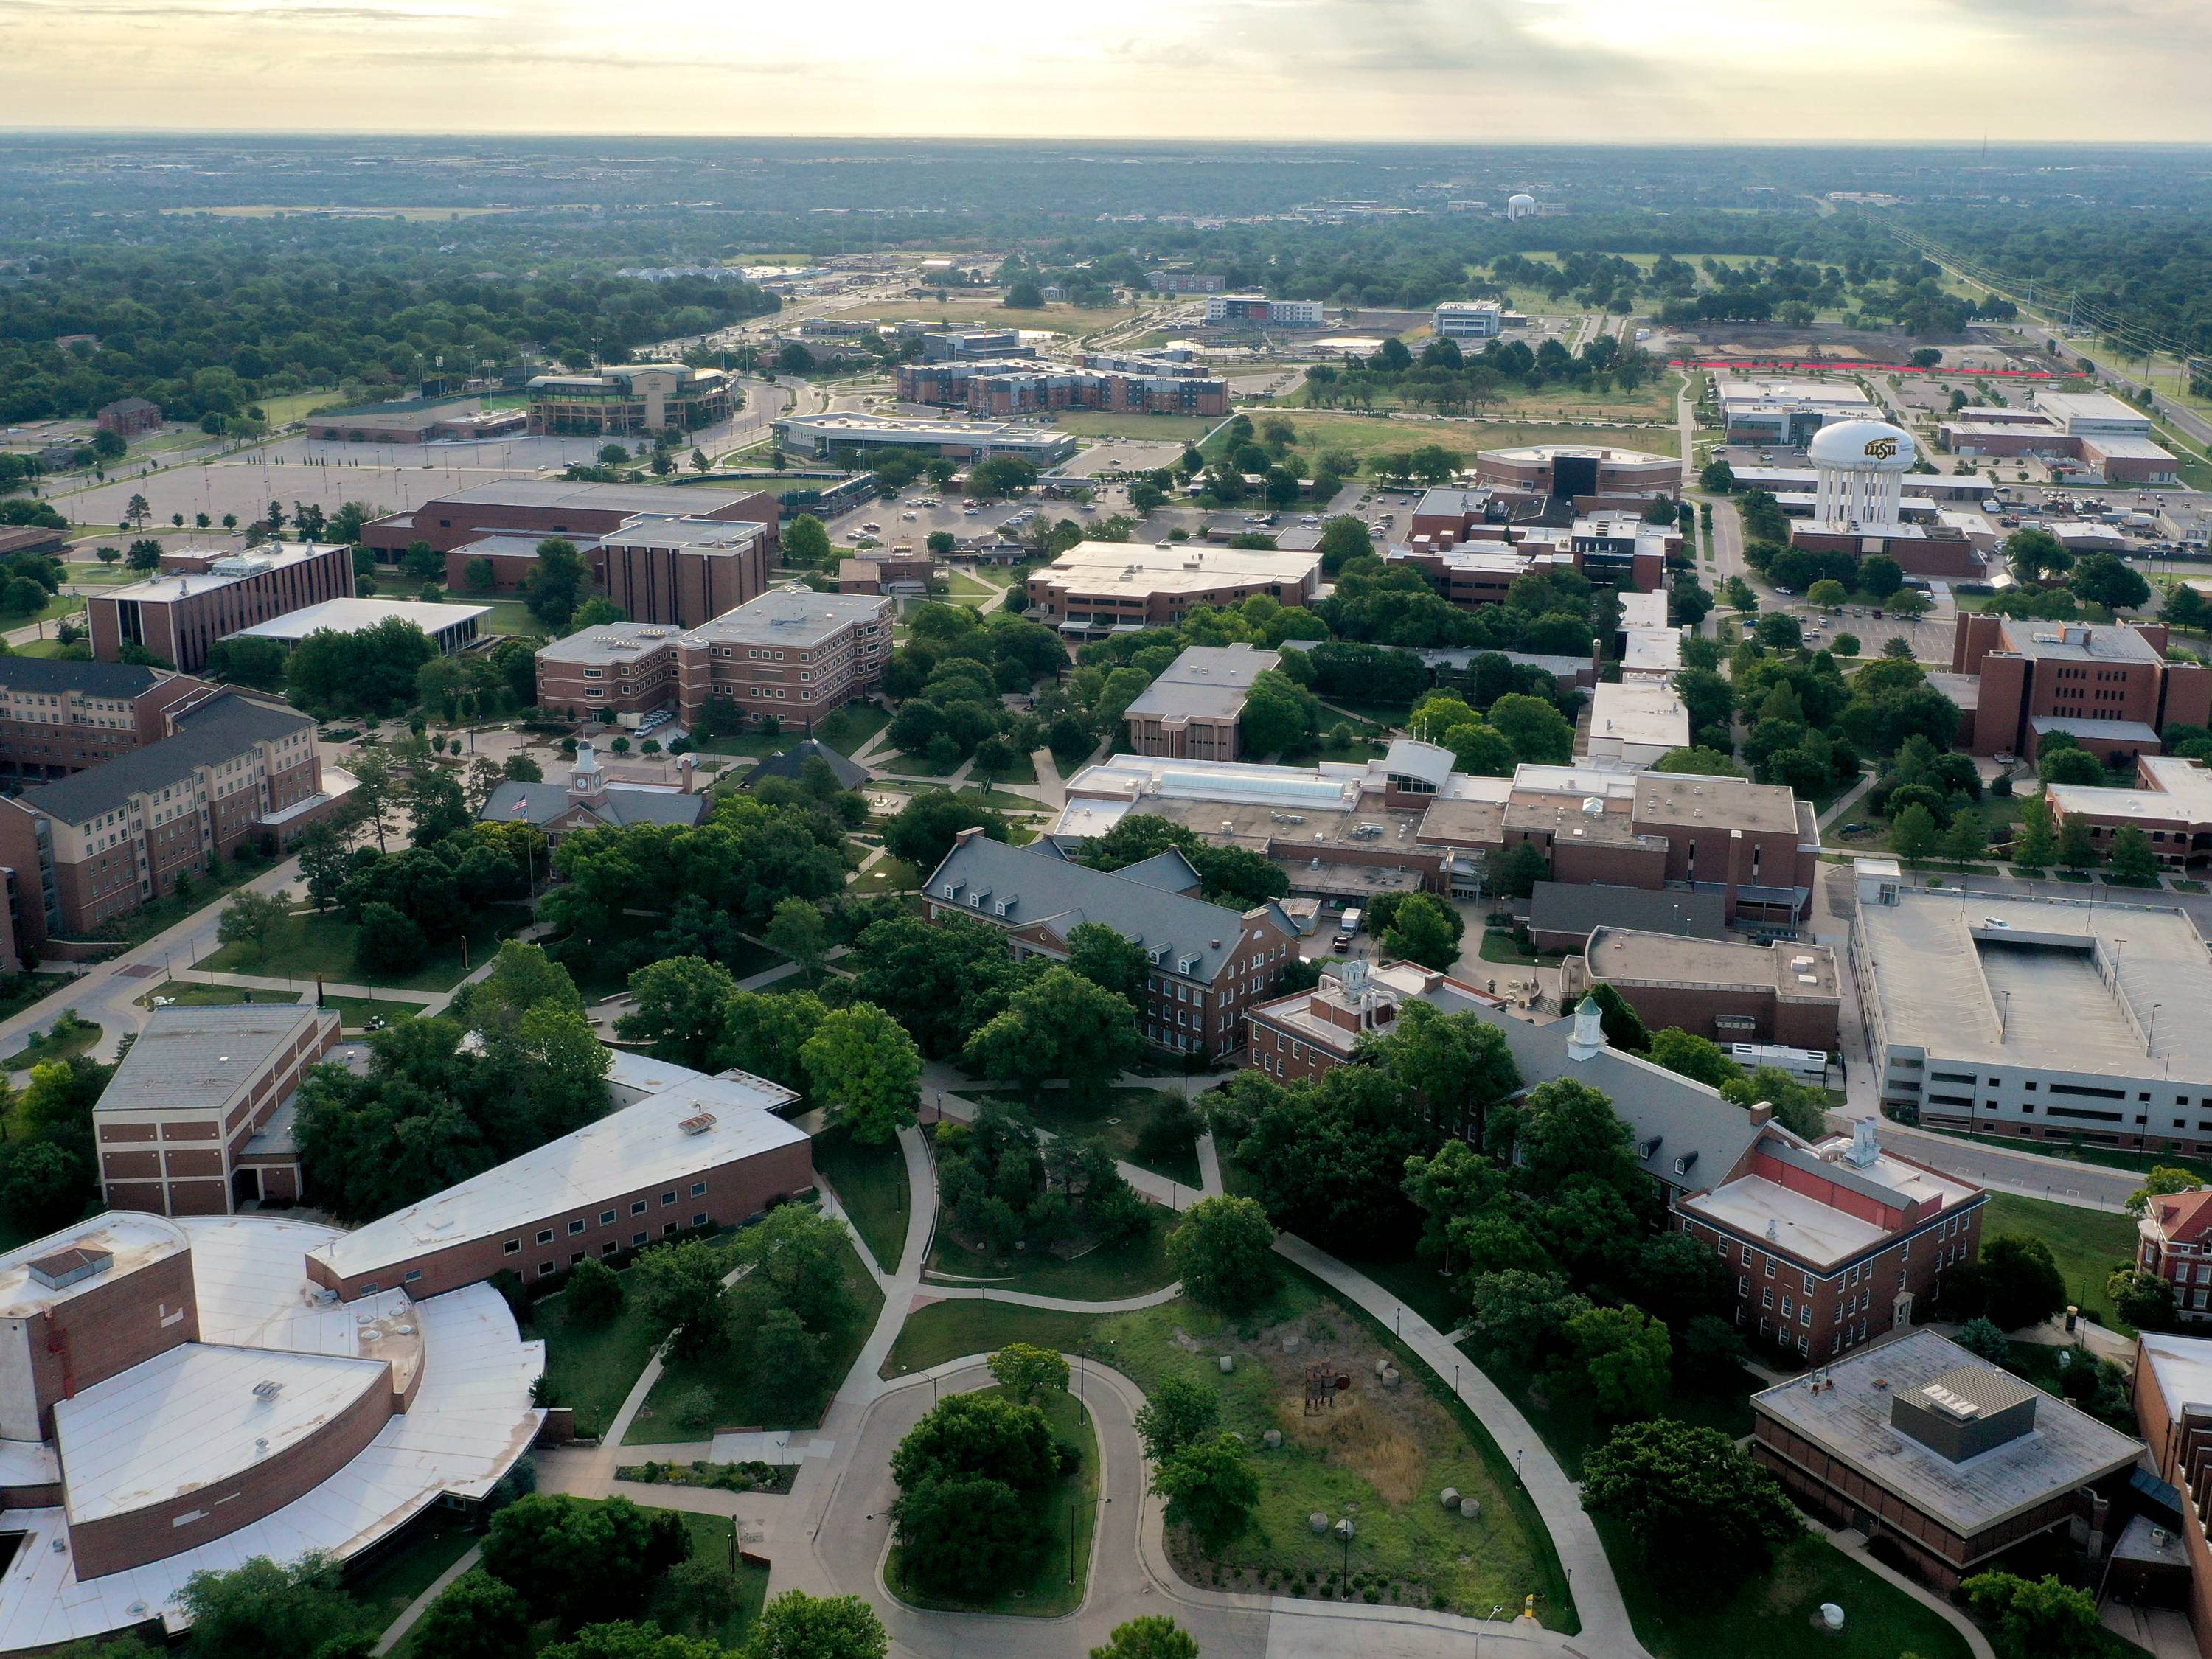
[87,543,355,674]
[0,660,216,779]
[925,830,1299,1060]
[897,359,1230,417]
[96,1003,340,1214]
[1952,613,2212,762]
[305,1064,812,1301]
[0,692,330,964]
[1026,541,1322,633]
[535,585,891,725]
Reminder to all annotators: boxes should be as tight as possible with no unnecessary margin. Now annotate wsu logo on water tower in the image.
[1862,437,1899,459]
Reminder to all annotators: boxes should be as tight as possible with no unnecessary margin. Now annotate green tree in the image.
[963,966,1139,1094]
[1647,1028,1744,1091]
[1566,1304,1672,1417]
[1962,1571,2101,1659]
[1378,891,1460,971]
[617,956,740,1069]
[563,1256,625,1326]
[1089,1616,1200,1659]
[800,1002,921,1146]
[888,1392,1058,1596]
[1489,1076,1643,1202]
[175,1554,364,1659]
[1237,669,1318,756]
[745,1591,888,1659]
[1487,692,1574,765]
[2012,794,2058,869]
[2108,1268,2180,1332]
[785,514,832,567]
[2109,824,2161,885]
[1890,801,1940,866]
[988,1342,1070,1405]
[2006,526,2074,585]
[2037,745,2104,787]
[216,888,290,962]
[481,1494,689,1629]
[1463,1270,1587,1370]
[2055,811,2099,870]
[1945,806,1989,863]
[1580,1419,1800,1586]
[2126,1166,2201,1217]
[1698,459,1735,493]
[1152,1433,1258,1551]
[1980,1233,2066,1331]
[1806,578,1848,609]
[883,790,1009,871]
[732,1204,857,1329]
[630,1238,731,1361]
[411,1571,532,1659]
[1316,515,1373,574]
[1133,1375,1221,1464]
[1065,920,1151,1005]
[524,538,591,628]
[1166,1194,1276,1312]
[355,901,427,976]
[1367,1000,1521,1146]
[765,896,832,985]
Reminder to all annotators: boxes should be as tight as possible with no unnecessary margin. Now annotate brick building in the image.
[303,394,525,444]
[1753,1329,2141,1590]
[838,549,939,594]
[1561,927,1843,1051]
[596,515,774,628]
[923,830,1299,1060]
[2131,1334,2212,1655]
[534,585,891,726]
[0,1211,540,1649]
[305,1062,812,1301]
[1472,444,1678,503]
[0,660,217,779]
[479,740,709,842]
[94,397,161,437]
[1951,613,2212,762]
[2133,1189,2212,1321]
[1123,643,1281,760]
[2048,754,2212,869]
[94,1003,341,1214]
[86,543,356,673]
[363,479,779,561]
[0,692,332,961]
[1026,540,1322,634]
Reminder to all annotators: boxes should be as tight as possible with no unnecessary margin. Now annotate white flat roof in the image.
[1587,681,1690,749]
[2048,757,2212,828]
[308,1067,801,1281]
[1682,1142,1977,1270]
[2142,1332,2212,1413]
[0,1216,541,1651]
[55,1343,390,1524]
[0,1213,188,1321]
[229,597,490,644]
[1041,540,1319,597]
[1618,591,1669,631]
[100,543,346,605]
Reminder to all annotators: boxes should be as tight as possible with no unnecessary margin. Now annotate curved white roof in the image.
[1809,418,1916,471]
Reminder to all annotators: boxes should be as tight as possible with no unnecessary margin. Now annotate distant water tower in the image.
[1809,418,1916,529]
[1506,192,1537,222]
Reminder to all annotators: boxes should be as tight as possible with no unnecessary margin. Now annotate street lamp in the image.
[1333,1516,1354,1579]
[2150,1003,2163,1057]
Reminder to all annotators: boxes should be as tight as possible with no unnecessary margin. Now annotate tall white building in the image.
[1433,301,1505,340]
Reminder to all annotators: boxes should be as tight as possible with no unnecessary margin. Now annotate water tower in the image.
[1808,418,1916,529]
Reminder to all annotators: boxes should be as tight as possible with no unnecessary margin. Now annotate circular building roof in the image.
[1508,192,1536,207]
[1808,418,1916,472]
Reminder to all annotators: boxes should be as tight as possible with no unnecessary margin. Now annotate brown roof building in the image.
[1026,541,1321,636]
[1561,926,1842,1052]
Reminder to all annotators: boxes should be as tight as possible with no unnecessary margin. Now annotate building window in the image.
[693,1213,709,1227]
[568,1219,585,1235]
[631,1200,647,1216]
[600,1208,617,1225]
[403,1270,422,1284]
[633,1231,648,1247]
[538,1262,556,1278]
[661,1191,677,1206]
[503,1239,520,1255]
[690,1182,707,1197]
[536,1228,554,1245]
[1761,1287,1773,1310]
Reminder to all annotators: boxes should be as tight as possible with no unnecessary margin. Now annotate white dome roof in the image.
[1508,192,1536,206]
[1807,418,1915,471]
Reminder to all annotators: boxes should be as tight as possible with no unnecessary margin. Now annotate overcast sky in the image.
[4,0,2208,140]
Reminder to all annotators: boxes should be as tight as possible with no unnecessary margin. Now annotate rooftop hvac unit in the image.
[252,1380,285,1400]
[678,1112,718,1135]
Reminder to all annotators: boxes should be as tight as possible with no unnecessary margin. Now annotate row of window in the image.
[497,1182,710,1256]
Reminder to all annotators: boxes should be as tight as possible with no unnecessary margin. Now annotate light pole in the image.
[2150,1003,2163,1057]
[1334,1516,1354,1580]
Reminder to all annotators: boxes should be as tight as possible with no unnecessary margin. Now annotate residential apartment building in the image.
[1952,614,2212,762]
[1852,859,2212,1155]
[922,830,1299,1060]
[1123,644,1280,761]
[1026,540,1322,633]
[1754,1330,2141,1590]
[305,1057,810,1301]
[896,359,1229,418]
[1150,272,1225,294]
[1205,295,1325,326]
[94,397,161,437]
[94,1003,341,1215]
[2134,1190,2212,1321]
[1560,927,1842,1051]
[86,543,355,674]
[534,585,891,726]
[525,364,734,435]
[2048,754,2212,869]
[0,661,217,779]
[0,692,331,962]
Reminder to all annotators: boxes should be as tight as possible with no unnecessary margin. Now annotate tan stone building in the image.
[1124,643,1281,761]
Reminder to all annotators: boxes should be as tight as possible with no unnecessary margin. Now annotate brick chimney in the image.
[1747,1101,1773,1126]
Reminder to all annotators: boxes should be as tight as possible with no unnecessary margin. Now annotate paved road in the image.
[1877,1124,2138,1213]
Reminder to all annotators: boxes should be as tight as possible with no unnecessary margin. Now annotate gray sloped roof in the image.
[1528,881,1728,942]
[922,835,1280,985]
[100,1004,324,1116]
[1422,978,1766,1195]
[479,780,708,830]
[745,740,869,792]
[1110,848,1206,894]
[0,659,162,700]
[18,693,310,826]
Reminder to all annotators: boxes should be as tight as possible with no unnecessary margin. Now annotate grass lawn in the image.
[1049,409,1224,443]
[653,1510,773,1649]
[926,1183,1183,1301]
[970,748,1039,786]
[625,1233,883,1442]
[451,596,546,639]
[201,902,532,992]
[882,1301,1106,1379]
[1980,1193,2141,1333]
[326,993,431,1030]
[558,917,782,1001]
[531,1260,678,1439]
[812,702,891,756]
[1467,1346,1758,1483]
[838,300,1135,336]
[353,1514,479,1643]
[812,1125,911,1273]
[0,973,70,1026]
[1017,1085,1203,1190]
[143,979,300,1009]
[3,1015,101,1072]
[887,1385,1099,1617]
[862,855,925,894]
[1607,1527,1972,1659]
[1477,929,1562,967]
